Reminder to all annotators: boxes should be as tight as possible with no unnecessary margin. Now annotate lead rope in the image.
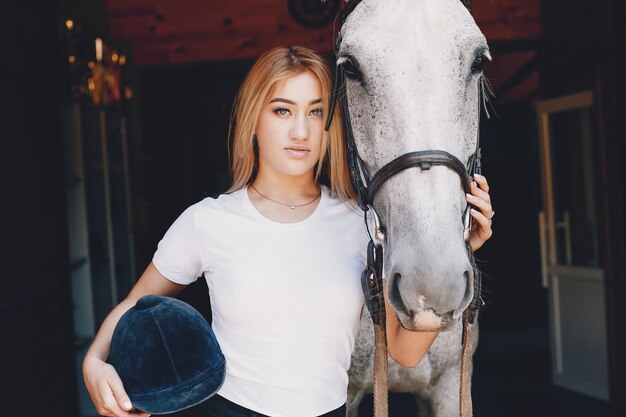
[373,321,388,417]
[460,312,475,417]
[460,245,482,417]
[372,245,387,417]
[361,242,388,417]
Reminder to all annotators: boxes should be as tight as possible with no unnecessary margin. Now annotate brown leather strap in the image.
[371,244,388,417]
[460,310,476,417]
[368,150,472,201]
[373,323,388,417]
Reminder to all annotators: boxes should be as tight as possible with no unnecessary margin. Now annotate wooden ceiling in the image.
[105,0,541,103]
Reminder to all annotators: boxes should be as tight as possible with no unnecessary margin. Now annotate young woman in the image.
[83,46,494,417]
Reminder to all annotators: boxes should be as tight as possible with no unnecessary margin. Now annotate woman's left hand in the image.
[466,173,494,252]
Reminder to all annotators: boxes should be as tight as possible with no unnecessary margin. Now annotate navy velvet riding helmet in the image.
[108,295,226,415]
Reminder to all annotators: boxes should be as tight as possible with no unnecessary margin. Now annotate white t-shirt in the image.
[152,186,367,416]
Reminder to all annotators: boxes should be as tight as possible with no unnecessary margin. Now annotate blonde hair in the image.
[227,45,355,201]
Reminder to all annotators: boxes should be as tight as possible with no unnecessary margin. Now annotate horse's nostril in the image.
[452,270,474,320]
[389,272,411,318]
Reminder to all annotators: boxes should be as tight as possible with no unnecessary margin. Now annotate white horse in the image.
[339,1,490,416]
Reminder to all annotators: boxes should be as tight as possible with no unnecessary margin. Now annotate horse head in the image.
[337,0,490,331]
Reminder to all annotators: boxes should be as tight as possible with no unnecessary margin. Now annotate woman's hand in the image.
[83,355,150,417]
[466,173,494,252]
[81,263,185,417]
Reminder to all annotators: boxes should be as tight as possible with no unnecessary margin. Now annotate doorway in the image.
[536,91,610,401]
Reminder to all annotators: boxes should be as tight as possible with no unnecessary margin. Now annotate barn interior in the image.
[1,0,625,416]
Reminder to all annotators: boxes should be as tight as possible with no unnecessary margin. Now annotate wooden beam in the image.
[501,71,539,103]
[494,53,539,98]
[130,30,334,65]
[473,0,542,41]
[485,51,535,87]
[109,0,287,40]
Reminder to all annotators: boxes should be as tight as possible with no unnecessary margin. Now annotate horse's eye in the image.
[340,57,362,82]
[471,52,490,74]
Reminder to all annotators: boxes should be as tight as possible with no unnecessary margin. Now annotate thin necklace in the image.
[250,184,321,210]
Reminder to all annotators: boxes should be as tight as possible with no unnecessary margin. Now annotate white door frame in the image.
[536,91,610,401]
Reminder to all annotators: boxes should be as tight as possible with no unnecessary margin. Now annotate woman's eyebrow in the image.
[269,98,322,105]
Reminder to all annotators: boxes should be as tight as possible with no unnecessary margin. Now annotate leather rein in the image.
[323,1,484,416]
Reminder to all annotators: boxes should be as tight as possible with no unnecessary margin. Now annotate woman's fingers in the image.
[469,208,493,251]
[105,374,151,417]
[470,208,493,235]
[466,174,494,252]
[469,179,491,205]
[96,380,132,417]
[467,174,493,219]
[473,173,490,193]
[85,359,148,417]
[108,372,133,412]
[465,191,492,218]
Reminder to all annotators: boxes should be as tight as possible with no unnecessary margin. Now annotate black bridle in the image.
[323,0,484,326]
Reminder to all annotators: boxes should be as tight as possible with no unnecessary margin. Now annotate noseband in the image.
[324,1,484,416]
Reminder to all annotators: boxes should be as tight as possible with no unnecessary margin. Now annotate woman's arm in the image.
[82,262,186,417]
[384,284,439,368]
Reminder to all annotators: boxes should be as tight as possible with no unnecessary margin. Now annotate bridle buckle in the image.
[365,205,386,247]
[463,205,472,242]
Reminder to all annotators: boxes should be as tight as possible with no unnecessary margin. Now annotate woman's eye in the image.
[274,108,290,116]
[309,108,323,118]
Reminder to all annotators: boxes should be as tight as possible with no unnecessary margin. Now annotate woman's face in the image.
[255,71,324,181]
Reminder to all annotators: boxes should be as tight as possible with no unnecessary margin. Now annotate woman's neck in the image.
[251,170,320,201]
[248,170,322,223]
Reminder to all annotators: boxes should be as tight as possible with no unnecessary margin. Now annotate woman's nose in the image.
[290,114,309,140]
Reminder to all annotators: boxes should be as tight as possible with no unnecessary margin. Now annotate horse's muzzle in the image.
[387,268,474,332]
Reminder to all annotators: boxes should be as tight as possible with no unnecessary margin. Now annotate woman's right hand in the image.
[82,264,185,416]
[83,355,150,417]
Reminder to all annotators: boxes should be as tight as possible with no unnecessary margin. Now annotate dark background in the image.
[1,1,624,416]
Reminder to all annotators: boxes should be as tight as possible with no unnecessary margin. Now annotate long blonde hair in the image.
[227,46,355,201]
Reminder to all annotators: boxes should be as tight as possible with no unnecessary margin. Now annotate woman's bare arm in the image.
[82,262,187,417]
[383,280,439,368]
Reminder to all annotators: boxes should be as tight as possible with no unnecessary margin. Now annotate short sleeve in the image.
[152,205,204,285]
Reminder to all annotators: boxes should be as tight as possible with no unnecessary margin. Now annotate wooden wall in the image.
[104,1,538,69]
[106,0,336,65]
[0,1,77,417]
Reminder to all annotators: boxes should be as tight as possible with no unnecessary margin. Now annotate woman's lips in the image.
[284,146,310,158]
